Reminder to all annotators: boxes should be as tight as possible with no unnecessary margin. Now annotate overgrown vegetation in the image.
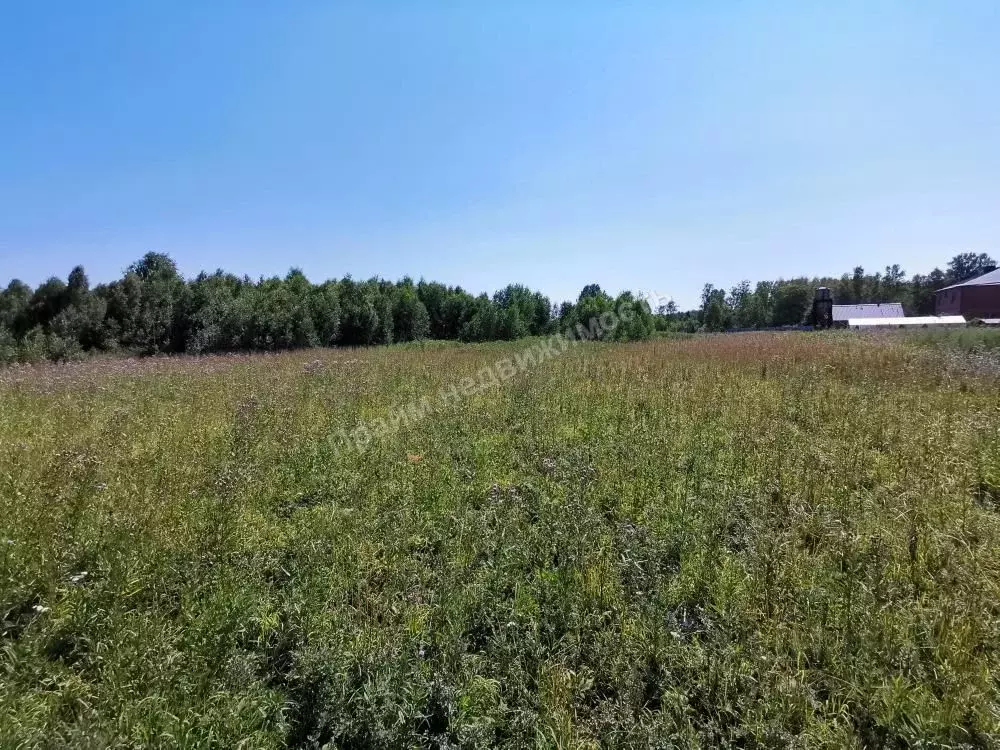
[0,254,654,364]
[2,334,999,747]
[904,326,1000,352]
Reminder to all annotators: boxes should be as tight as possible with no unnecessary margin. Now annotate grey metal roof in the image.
[832,303,905,321]
[937,268,1000,291]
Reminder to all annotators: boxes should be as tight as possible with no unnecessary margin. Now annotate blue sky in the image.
[1,1,998,308]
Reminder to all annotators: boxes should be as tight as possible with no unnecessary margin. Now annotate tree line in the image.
[0,253,656,363]
[671,252,997,333]
[2,250,993,362]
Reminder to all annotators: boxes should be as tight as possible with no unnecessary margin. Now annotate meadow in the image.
[2,333,999,748]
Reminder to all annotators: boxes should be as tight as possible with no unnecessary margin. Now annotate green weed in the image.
[1,335,999,747]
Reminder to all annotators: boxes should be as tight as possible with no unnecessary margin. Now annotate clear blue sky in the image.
[1,1,998,308]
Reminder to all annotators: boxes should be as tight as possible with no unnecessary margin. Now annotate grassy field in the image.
[2,333,1000,748]
[905,326,1000,352]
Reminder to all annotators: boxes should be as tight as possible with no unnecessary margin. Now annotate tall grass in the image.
[1,334,999,747]
[902,326,1000,352]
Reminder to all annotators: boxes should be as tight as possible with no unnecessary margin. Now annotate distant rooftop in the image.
[937,268,1000,291]
[832,303,905,322]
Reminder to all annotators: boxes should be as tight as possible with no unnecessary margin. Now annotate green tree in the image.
[611,292,654,341]
[771,282,812,326]
[946,253,996,284]
[496,305,528,341]
[28,277,69,330]
[372,283,394,346]
[883,264,906,300]
[416,280,449,339]
[183,271,241,353]
[66,265,90,307]
[0,324,17,364]
[493,284,552,336]
[392,284,430,343]
[727,280,753,328]
[460,295,501,342]
[0,280,32,337]
[50,296,109,351]
[699,284,730,331]
[850,266,866,303]
[568,287,615,339]
[104,253,186,353]
[309,282,341,347]
[337,279,380,346]
[440,290,475,340]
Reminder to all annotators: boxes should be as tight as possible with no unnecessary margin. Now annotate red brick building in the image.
[936,269,1000,319]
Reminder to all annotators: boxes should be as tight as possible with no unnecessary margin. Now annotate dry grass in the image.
[2,333,999,748]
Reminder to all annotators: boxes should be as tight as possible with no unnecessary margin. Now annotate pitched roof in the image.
[832,303,905,321]
[937,268,1000,291]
